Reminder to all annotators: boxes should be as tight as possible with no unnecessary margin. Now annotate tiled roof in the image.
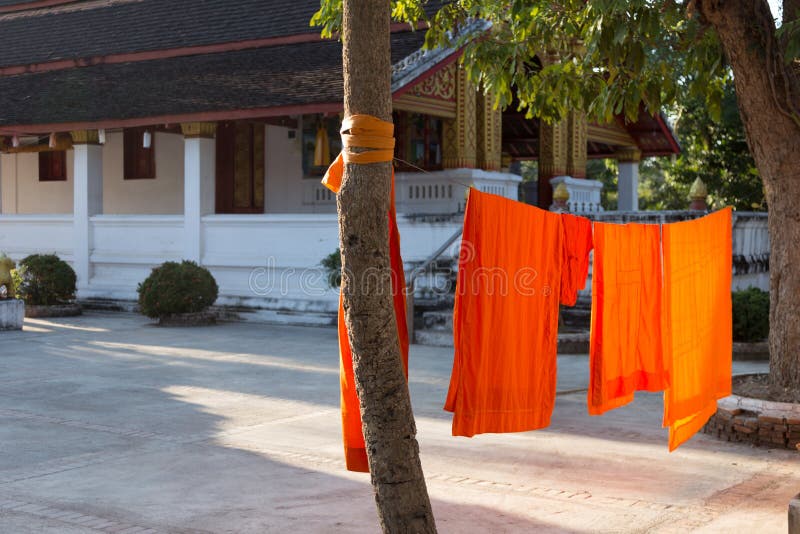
[0,0,46,6]
[0,0,448,69]
[0,0,323,68]
[0,30,427,129]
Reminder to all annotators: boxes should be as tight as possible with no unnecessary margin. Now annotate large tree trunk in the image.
[339,1,437,531]
[698,0,800,389]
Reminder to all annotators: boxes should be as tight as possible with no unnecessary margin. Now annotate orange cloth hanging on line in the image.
[560,213,594,306]
[322,115,409,472]
[588,222,667,416]
[662,208,732,451]
[445,189,563,437]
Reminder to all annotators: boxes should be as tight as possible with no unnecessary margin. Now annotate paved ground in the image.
[0,313,796,533]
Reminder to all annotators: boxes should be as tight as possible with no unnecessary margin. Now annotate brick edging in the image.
[703,395,800,450]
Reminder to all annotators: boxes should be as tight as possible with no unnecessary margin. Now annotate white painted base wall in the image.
[0,209,769,324]
[0,213,462,318]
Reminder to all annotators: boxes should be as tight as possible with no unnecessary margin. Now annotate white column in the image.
[616,148,641,212]
[181,122,216,263]
[71,131,103,292]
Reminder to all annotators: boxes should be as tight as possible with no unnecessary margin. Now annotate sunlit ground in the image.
[0,312,795,533]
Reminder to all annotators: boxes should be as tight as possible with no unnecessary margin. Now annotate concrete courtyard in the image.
[0,312,796,533]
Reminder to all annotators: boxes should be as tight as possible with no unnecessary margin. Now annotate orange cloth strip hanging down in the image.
[588,222,667,415]
[662,208,732,451]
[445,189,563,437]
[322,115,409,472]
[560,213,593,307]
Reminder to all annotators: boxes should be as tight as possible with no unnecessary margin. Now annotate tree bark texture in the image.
[698,0,800,389]
[339,1,437,532]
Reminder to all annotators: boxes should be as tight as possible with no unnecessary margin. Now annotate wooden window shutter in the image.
[38,150,67,182]
[123,127,156,179]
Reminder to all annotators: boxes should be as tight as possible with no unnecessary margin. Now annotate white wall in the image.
[0,152,74,214]
[102,131,184,214]
[264,123,316,214]
[0,132,184,216]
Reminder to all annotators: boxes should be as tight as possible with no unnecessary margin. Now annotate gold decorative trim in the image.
[538,119,568,178]
[588,123,636,147]
[180,122,217,138]
[615,146,642,163]
[393,94,457,119]
[70,130,100,145]
[476,91,502,171]
[442,67,476,169]
[566,111,587,178]
[410,63,456,101]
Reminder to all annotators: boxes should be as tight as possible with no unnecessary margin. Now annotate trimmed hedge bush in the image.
[137,261,218,319]
[732,287,769,342]
[15,254,77,306]
[321,248,342,288]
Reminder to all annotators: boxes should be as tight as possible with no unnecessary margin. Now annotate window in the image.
[38,149,67,182]
[301,114,342,176]
[393,111,443,172]
[123,127,156,179]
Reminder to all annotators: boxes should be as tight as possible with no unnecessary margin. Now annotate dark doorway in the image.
[215,121,265,214]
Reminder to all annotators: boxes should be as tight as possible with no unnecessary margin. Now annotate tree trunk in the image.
[698,0,800,389]
[339,1,437,531]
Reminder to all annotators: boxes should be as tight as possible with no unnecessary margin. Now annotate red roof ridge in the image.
[0,21,425,77]
[0,32,326,76]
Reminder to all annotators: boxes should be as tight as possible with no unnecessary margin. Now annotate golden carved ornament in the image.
[70,130,100,145]
[181,122,217,139]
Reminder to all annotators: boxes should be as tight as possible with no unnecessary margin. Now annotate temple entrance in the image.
[215,121,265,214]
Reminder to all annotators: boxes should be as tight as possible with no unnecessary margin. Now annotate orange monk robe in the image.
[662,208,732,451]
[560,213,593,306]
[589,222,667,416]
[445,189,563,437]
[322,153,409,472]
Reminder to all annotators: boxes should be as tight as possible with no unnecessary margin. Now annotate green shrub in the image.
[732,287,769,342]
[15,254,77,305]
[137,261,218,319]
[321,248,342,288]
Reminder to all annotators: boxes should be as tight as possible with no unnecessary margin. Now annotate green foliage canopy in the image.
[313,0,732,124]
[641,80,765,211]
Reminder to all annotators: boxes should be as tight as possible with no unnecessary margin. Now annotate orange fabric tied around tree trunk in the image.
[321,115,409,473]
[661,208,732,451]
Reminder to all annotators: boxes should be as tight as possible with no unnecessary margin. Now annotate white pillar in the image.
[71,131,103,292]
[616,148,641,212]
[181,122,216,263]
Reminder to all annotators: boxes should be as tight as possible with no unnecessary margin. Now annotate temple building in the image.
[0,0,755,325]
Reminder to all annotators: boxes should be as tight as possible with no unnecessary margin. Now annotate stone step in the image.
[421,310,453,331]
[415,327,589,354]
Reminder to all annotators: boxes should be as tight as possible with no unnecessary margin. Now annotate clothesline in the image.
[392,157,477,189]
[446,189,733,451]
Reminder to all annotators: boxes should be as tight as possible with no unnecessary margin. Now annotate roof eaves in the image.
[390,19,489,93]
